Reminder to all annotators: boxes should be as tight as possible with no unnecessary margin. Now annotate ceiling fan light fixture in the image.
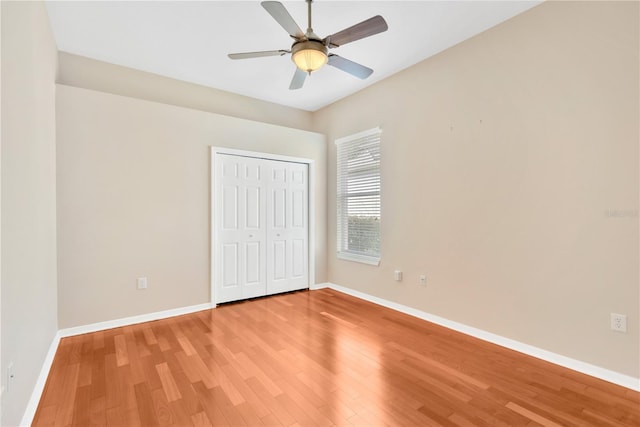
[291,40,328,73]
[229,1,388,89]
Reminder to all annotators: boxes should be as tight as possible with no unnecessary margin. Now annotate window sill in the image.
[337,252,380,266]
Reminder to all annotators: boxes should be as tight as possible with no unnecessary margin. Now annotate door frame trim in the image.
[210,147,315,306]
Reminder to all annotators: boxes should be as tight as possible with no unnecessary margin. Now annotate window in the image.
[336,127,381,265]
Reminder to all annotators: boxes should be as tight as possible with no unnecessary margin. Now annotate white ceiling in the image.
[45,1,541,112]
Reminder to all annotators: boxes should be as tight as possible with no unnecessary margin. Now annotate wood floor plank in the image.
[33,289,640,427]
[71,384,91,427]
[32,404,56,427]
[235,402,267,427]
[192,382,231,427]
[119,365,142,427]
[218,359,272,418]
[155,362,182,402]
[209,385,249,426]
[124,328,146,384]
[142,327,158,346]
[505,401,564,427]
[113,334,128,368]
[174,350,218,390]
[103,354,122,411]
[76,341,93,388]
[246,377,297,427]
[151,387,174,426]
[89,396,106,427]
[53,363,80,426]
[133,382,159,426]
[191,411,213,427]
[259,412,285,427]
[105,406,125,427]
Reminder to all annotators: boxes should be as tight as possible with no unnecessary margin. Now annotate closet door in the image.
[266,160,309,294]
[215,155,267,304]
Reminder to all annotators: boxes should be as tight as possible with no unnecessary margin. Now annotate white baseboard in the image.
[319,282,640,392]
[58,302,214,338]
[20,330,62,427]
[20,302,214,426]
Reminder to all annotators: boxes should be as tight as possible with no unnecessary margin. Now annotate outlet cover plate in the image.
[610,313,627,332]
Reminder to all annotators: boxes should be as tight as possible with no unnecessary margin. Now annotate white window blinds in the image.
[336,127,381,265]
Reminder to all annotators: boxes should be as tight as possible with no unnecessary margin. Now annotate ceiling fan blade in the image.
[289,68,307,90]
[262,1,305,39]
[324,15,388,48]
[328,55,373,79]
[228,50,289,60]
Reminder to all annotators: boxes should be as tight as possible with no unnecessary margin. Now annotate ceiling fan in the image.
[228,0,388,90]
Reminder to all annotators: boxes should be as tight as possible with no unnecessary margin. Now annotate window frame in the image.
[335,127,382,266]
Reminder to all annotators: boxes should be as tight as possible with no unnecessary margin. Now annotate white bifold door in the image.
[214,153,309,304]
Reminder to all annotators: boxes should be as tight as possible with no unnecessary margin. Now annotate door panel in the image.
[292,189,304,228]
[273,240,286,280]
[292,239,304,278]
[267,163,289,295]
[222,243,238,287]
[223,161,238,178]
[222,186,238,229]
[292,169,304,184]
[245,186,261,229]
[287,162,308,291]
[215,153,308,304]
[272,167,286,183]
[245,163,261,180]
[266,160,309,295]
[245,242,261,284]
[272,189,286,228]
[215,155,267,303]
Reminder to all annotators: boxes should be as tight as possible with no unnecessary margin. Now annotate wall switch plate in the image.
[611,313,627,332]
[137,277,148,290]
[419,275,427,285]
[394,270,403,281]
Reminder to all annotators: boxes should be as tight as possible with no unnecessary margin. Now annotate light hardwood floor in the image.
[33,289,639,426]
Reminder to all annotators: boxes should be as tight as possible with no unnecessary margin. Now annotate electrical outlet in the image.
[611,313,627,332]
[137,277,148,290]
[419,275,427,285]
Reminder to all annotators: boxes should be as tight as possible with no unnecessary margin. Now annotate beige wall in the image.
[313,1,639,378]
[58,52,314,132]
[56,85,326,328]
[1,1,58,425]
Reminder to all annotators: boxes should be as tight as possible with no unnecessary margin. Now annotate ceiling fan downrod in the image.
[306,0,313,35]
